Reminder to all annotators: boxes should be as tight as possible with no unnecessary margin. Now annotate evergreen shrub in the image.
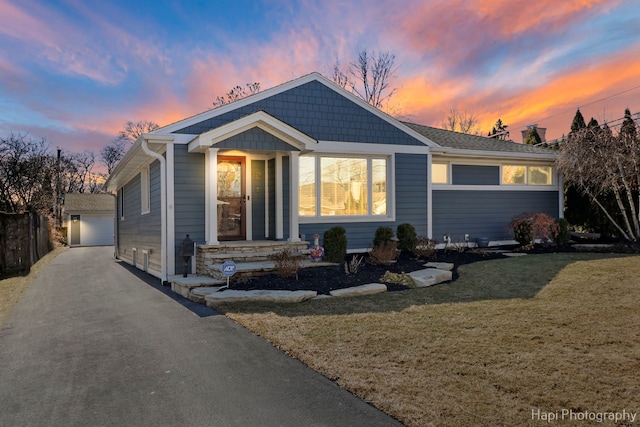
[323,226,347,263]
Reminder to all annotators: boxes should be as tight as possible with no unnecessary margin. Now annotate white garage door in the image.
[81,215,114,246]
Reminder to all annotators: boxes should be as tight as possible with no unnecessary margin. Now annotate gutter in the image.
[429,146,557,161]
[140,136,168,284]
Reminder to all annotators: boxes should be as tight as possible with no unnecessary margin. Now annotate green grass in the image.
[219,253,640,426]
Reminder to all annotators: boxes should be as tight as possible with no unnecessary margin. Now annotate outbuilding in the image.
[63,193,115,247]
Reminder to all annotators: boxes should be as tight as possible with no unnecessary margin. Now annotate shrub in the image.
[379,271,415,288]
[344,254,365,275]
[323,226,347,263]
[509,212,559,247]
[397,223,418,252]
[413,236,438,260]
[554,218,571,245]
[369,240,399,265]
[373,226,394,248]
[268,247,303,279]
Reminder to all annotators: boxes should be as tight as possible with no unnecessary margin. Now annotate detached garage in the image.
[63,193,115,247]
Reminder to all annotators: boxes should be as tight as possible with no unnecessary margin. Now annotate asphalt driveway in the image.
[0,247,401,427]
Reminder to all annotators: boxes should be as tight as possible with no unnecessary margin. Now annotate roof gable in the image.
[157,73,431,147]
[188,110,316,153]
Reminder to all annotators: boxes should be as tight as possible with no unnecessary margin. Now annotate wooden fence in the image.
[0,212,51,278]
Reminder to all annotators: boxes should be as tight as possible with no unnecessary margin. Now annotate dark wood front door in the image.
[217,156,246,240]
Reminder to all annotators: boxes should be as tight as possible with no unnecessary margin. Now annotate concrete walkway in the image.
[0,247,401,427]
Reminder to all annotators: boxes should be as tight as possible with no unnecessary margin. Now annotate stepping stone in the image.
[170,275,225,298]
[329,283,387,298]
[423,262,454,271]
[503,252,528,257]
[408,268,452,287]
[189,286,224,304]
[205,290,317,306]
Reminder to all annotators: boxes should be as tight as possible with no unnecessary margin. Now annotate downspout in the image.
[141,137,168,284]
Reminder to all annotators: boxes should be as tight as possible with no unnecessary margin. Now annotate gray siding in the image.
[116,160,162,273]
[173,145,205,275]
[432,190,559,242]
[251,160,266,239]
[299,153,429,249]
[216,128,300,151]
[174,81,422,146]
[452,165,499,185]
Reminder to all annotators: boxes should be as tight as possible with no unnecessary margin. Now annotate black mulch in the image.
[227,249,509,295]
[223,240,638,295]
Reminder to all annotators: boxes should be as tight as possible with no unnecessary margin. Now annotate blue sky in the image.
[1,0,639,157]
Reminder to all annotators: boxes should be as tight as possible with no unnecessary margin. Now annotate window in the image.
[502,165,552,185]
[140,166,150,214]
[299,155,389,218]
[299,156,316,216]
[431,163,449,184]
[529,166,552,185]
[502,165,526,184]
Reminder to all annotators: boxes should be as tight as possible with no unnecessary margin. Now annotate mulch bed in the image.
[225,240,640,295]
[229,249,509,295]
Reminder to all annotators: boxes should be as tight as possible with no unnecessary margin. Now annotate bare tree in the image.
[60,151,98,194]
[441,108,481,135]
[100,139,127,175]
[100,120,159,175]
[331,49,399,111]
[212,82,261,107]
[117,120,160,144]
[556,114,640,241]
[0,133,54,213]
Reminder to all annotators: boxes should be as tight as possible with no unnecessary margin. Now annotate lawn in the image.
[218,253,640,426]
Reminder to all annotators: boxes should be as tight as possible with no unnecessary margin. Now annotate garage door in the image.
[80,215,114,246]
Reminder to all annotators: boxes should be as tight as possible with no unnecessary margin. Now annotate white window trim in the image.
[140,165,150,215]
[430,160,557,190]
[298,153,395,224]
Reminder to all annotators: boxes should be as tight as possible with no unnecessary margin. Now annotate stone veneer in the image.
[196,240,310,279]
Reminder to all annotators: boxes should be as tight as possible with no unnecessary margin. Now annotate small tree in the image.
[557,111,640,241]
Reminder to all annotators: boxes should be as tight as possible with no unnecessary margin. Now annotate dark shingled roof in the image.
[64,193,114,213]
[402,122,555,155]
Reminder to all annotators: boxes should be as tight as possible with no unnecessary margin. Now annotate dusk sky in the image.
[1,0,639,158]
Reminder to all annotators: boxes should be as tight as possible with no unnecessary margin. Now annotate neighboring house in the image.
[63,193,115,247]
[105,72,560,282]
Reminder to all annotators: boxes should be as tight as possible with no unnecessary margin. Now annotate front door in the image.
[217,156,246,240]
[70,215,81,245]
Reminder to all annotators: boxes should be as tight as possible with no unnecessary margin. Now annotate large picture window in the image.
[299,155,389,217]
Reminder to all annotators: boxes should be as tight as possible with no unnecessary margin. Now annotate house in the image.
[63,193,115,247]
[105,72,560,283]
